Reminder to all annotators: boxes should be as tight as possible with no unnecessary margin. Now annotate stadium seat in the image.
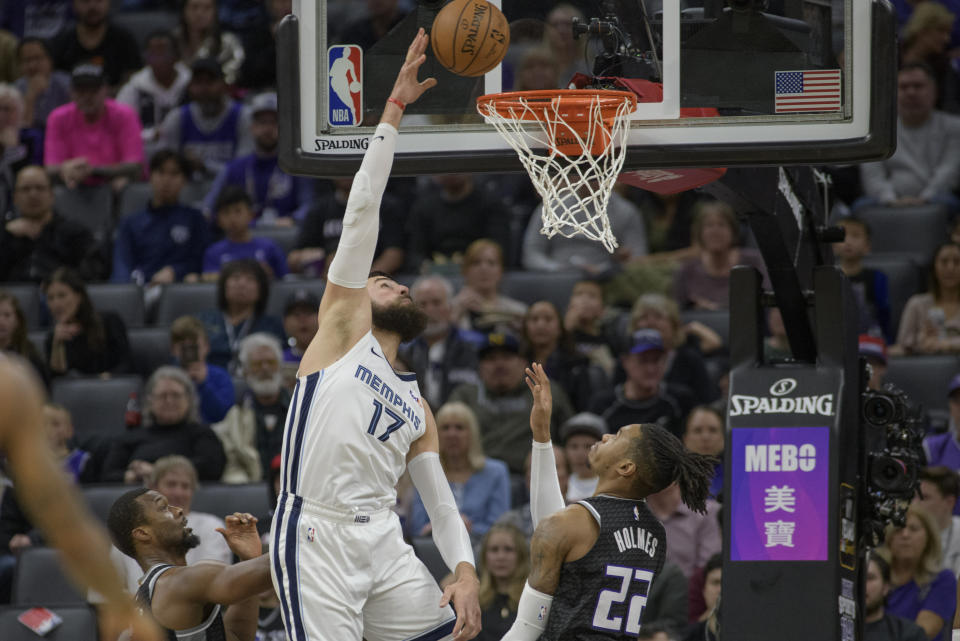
[861,256,923,339]
[0,605,97,641]
[411,537,449,584]
[128,327,172,378]
[53,184,114,245]
[857,204,949,264]
[192,483,271,520]
[253,226,301,255]
[266,279,325,318]
[12,547,87,606]
[885,355,960,426]
[52,375,143,440]
[87,283,145,328]
[117,181,152,217]
[680,309,730,345]
[501,271,582,310]
[2,283,41,330]
[111,10,178,48]
[153,283,217,326]
[82,484,130,524]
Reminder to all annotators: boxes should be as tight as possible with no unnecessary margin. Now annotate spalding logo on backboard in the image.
[328,44,362,126]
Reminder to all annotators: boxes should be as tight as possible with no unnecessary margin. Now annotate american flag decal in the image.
[774,69,842,113]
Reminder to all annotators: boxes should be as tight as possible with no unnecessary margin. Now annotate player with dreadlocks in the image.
[500,363,716,641]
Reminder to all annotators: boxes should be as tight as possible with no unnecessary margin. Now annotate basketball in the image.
[430,0,510,77]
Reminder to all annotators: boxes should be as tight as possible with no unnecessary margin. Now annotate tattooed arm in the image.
[500,505,599,640]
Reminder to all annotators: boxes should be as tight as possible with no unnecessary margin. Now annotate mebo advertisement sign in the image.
[730,426,830,561]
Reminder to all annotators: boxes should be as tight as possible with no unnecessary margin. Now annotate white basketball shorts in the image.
[270,492,457,641]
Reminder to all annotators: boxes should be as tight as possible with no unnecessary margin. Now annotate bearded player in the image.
[270,29,481,641]
[501,363,715,640]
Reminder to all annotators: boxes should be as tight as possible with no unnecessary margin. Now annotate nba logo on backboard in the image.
[328,45,362,126]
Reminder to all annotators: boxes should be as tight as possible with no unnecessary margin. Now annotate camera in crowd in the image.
[861,384,926,546]
[572,0,661,81]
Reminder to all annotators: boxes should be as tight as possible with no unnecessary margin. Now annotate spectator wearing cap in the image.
[924,375,960,472]
[559,413,604,501]
[290,175,407,277]
[913,466,960,575]
[202,185,289,279]
[406,401,511,540]
[281,289,318,377]
[44,63,145,191]
[212,332,290,482]
[111,149,210,285]
[203,91,313,225]
[169,315,234,425]
[399,275,482,407]
[588,329,695,439]
[158,57,253,178]
[1,165,106,282]
[49,0,142,90]
[860,334,889,391]
[116,30,192,160]
[448,332,573,473]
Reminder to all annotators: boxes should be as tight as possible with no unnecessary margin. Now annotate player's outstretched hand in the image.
[389,28,437,107]
[525,362,552,443]
[216,512,261,561]
[440,564,481,640]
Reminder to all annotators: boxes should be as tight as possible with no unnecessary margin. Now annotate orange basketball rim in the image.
[476,89,638,157]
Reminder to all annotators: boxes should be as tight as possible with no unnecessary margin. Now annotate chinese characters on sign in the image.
[730,427,830,561]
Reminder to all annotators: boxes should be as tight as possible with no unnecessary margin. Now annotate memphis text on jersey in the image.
[355,364,423,430]
[613,525,659,557]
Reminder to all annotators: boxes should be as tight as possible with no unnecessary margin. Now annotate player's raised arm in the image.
[0,358,163,641]
[302,29,436,375]
[525,363,567,525]
[407,399,481,640]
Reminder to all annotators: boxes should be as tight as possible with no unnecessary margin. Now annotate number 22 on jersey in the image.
[592,565,655,635]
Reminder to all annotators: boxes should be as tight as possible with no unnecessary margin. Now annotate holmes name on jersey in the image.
[728,394,834,417]
[613,526,659,557]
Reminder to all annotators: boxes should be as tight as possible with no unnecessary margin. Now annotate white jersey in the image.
[279,331,426,512]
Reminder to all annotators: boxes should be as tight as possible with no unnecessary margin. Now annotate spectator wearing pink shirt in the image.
[43,64,144,191]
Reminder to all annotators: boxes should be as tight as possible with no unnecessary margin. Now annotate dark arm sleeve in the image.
[190,426,227,481]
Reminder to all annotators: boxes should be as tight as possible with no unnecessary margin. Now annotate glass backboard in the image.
[278,0,895,176]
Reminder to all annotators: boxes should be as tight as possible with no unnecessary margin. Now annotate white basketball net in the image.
[477,92,635,253]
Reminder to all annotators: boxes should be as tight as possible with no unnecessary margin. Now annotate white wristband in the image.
[501,582,554,641]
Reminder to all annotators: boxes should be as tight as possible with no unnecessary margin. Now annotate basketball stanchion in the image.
[476,89,637,253]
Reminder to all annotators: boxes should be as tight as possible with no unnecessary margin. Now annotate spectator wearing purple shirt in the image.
[883,505,957,641]
[202,92,312,225]
[203,185,288,279]
[924,374,960,473]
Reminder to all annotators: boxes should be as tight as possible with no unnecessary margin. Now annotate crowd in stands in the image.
[4,1,960,640]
